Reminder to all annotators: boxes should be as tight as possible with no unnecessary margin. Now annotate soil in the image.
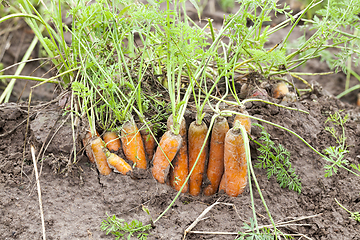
[1,2,360,240]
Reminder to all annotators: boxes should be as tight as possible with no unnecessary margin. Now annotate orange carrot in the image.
[82,130,100,163]
[91,137,112,175]
[204,117,229,196]
[121,120,147,169]
[223,127,247,197]
[188,121,208,196]
[140,127,156,161]
[152,130,182,184]
[103,132,121,152]
[218,174,226,193]
[233,110,251,134]
[273,82,289,99]
[167,114,186,137]
[83,132,95,163]
[168,115,189,193]
[105,151,132,175]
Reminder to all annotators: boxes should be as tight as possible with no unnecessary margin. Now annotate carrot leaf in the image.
[335,198,360,223]
[252,123,302,194]
[100,214,151,240]
[236,218,278,240]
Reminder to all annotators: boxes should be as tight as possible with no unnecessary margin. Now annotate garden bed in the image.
[1,0,360,239]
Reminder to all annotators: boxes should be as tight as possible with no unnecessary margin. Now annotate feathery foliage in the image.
[253,123,302,193]
[100,214,151,240]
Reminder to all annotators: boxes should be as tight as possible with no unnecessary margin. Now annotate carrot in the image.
[204,117,229,196]
[105,150,132,175]
[140,127,156,161]
[233,110,251,134]
[83,132,95,163]
[152,130,182,184]
[273,81,289,99]
[188,121,208,196]
[168,115,189,193]
[218,174,226,193]
[91,137,112,175]
[121,120,147,169]
[82,130,100,163]
[223,126,247,197]
[167,114,187,137]
[103,132,121,152]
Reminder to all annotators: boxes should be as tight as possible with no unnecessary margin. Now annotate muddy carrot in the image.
[121,120,147,169]
[168,115,189,193]
[82,130,100,163]
[91,137,112,175]
[218,174,226,193]
[223,126,247,197]
[105,150,132,175]
[204,117,229,196]
[273,82,289,99]
[152,130,182,184]
[188,121,208,196]
[140,127,156,161]
[83,132,95,163]
[233,110,251,134]
[103,132,121,152]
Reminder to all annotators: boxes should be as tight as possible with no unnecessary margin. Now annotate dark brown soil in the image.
[1,84,360,239]
[1,2,360,240]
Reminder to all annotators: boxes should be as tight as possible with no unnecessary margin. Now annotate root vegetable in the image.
[91,137,112,175]
[168,115,189,193]
[82,130,99,163]
[188,121,208,196]
[273,82,289,99]
[121,121,147,169]
[223,127,247,197]
[204,117,229,196]
[83,132,95,163]
[152,130,182,184]
[233,110,251,134]
[103,132,121,152]
[140,128,156,161]
[105,151,132,175]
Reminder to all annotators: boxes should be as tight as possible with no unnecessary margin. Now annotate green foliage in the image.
[322,111,351,177]
[253,123,302,193]
[304,0,360,73]
[100,214,151,240]
[219,0,235,12]
[324,111,348,147]
[350,163,360,174]
[236,218,292,240]
[322,146,349,177]
[335,198,360,222]
[236,218,273,240]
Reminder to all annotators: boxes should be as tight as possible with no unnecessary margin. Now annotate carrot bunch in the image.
[150,112,251,197]
[82,119,154,176]
[82,111,250,198]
